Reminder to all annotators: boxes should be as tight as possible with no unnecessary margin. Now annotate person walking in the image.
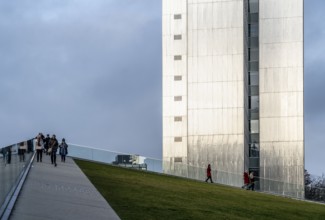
[19,141,27,162]
[59,138,68,162]
[35,134,43,162]
[49,135,59,167]
[205,164,213,183]
[44,134,50,155]
[248,172,255,191]
[242,170,250,189]
[7,146,12,164]
[1,148,6,163]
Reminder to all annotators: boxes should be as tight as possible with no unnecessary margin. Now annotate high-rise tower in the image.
[163,0,304,197]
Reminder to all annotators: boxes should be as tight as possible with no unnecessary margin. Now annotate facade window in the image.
[249,13,258,23]
[249,85,259,96]
[248,48,259,61]
[249,143,260,157]
[249,37,258,48]
[174,96,182,101]
[174,55,182,61]
[174,137,182,142]
[174,75,182,81]
[174,14,182,20]
[249,0,259,13]
[249,61,259,71]
[249,72,259,86]
[249,96,259,110]
[174,116,182,122]
[249,133,259,143]
[248,24,258,37]
[249,109,259,120]
[249,120,259,134]
[174,35,182,40]
[174,157,182,162]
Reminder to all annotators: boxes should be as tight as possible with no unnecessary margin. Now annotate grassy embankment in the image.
[75,160,325,220]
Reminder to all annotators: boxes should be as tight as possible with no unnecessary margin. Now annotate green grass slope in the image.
[75,160,325,220]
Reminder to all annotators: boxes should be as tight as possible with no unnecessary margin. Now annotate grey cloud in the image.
[0,0,162,158]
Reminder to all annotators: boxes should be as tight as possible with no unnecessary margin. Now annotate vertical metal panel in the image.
[187,0,245,186]
[259,0,304,198]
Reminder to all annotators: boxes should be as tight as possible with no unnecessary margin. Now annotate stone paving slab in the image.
[9,154,120,220]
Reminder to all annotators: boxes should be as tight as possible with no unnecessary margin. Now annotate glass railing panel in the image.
[66,144,307,200]
[68,144,163,173]
[143,157,162,173]
[92,148,119,164]
[0,140,34,217]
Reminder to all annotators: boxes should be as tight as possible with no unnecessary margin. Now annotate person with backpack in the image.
[59,138,68,162]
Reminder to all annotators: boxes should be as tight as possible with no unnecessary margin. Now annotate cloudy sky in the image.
[0,0,324,176]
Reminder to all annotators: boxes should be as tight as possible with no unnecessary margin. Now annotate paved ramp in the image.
[10,155,120,220]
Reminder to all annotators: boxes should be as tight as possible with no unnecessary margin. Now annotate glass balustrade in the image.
[1,140,322,216]
[0,139,34,218]
[67,144,306,199]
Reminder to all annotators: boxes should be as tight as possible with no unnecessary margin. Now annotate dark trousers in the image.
[61,155,66,162]
[7,154,11,164]
[36,149,43,162]
[51,153,57,165]
[248,182,255,191]
[205,176,213,183]
[20,153,25,162]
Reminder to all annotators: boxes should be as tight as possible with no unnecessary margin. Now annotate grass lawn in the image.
[75,160,325,220]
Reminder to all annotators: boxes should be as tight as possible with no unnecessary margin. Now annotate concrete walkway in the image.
[9,154,120,220]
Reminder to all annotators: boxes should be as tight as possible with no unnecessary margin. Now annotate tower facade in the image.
[163,0,304,197]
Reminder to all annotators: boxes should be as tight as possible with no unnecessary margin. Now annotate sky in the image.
[0,0,324,176]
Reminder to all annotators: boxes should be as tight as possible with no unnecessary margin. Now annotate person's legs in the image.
[205,176,213,183]
[36,150,40,162]
[51,153,54,164]
[54,154,57,166]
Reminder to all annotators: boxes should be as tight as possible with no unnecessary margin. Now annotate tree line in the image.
[305,169,325,202]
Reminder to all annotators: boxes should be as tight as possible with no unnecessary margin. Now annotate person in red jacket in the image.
[205,164,213,183]
[242,170,250,189]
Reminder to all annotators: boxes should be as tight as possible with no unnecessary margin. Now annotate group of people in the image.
[205,164,255,191]
[35,133,69,167]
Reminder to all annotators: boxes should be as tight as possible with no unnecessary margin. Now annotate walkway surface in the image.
[9,154,120,220]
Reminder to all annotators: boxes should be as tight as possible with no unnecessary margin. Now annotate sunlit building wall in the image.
[258,0,304,197]
[163,0,304,198]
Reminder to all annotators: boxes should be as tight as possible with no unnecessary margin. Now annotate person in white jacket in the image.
[35,134,44,162]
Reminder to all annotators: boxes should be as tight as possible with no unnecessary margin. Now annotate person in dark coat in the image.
[44,134,50,154]
[59,138,68,162]
[205,164,213,183]
[7,146,12,164]
[49,135,59,167]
